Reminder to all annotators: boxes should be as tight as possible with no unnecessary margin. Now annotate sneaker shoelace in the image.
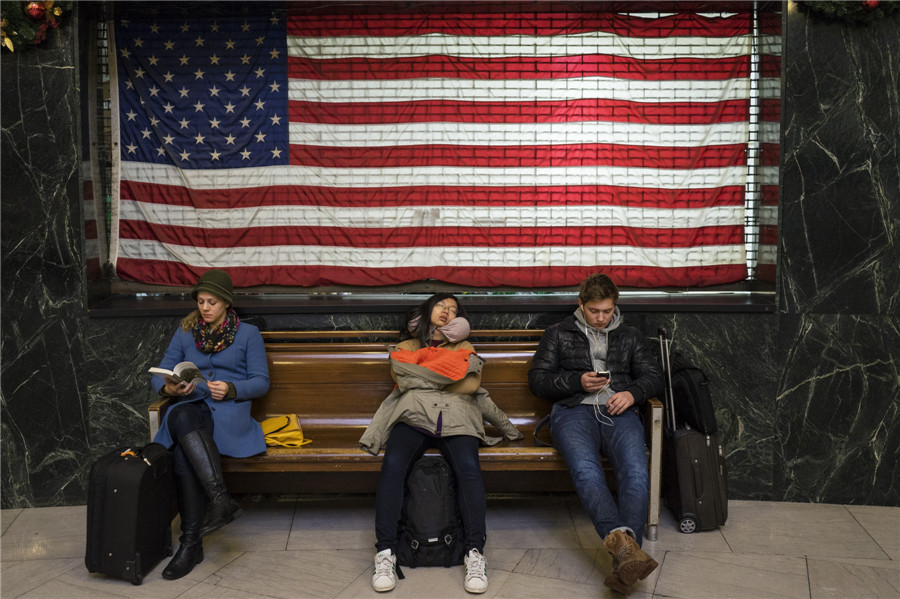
[374,554,394,578]
[466,550,487,580]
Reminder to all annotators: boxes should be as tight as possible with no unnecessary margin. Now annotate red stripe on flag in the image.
[755,263,776,283]
[761,55,782,78]
[762,99,781,122]
[288,55,750,81]
[761,144,780,167]
[288,143,747,169]
[760,225,778,246]
[119,220,743,249]
[116,259,749,288]
[761,186,779,206]
[286,10,753,37]
[121,180,746,209]
[289,99,752,125]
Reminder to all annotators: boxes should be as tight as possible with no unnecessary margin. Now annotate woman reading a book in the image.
[150,269,269,580]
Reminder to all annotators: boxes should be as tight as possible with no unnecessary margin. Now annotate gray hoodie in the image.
[574,305,623,406]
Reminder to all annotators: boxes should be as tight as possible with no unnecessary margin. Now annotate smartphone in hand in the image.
[596,370,610,379]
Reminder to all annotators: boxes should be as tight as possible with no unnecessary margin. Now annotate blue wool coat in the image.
[152,321,269,458]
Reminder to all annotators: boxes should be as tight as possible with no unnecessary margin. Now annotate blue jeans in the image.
[551,403,649,545]
[375,423,486,553]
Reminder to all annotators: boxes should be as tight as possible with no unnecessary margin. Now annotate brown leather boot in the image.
[603,530,659,586]
[603,570,633,595]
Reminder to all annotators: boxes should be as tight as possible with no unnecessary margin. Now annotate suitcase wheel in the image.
[132,573,143,585]
[678,516,697,534]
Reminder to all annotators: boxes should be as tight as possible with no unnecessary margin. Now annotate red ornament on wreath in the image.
[25,1,46,20]
[861,0,879,9]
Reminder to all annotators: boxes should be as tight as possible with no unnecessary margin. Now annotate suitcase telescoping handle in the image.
[658,327,678,431]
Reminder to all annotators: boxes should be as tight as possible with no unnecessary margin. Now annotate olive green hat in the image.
[192,269,233,304]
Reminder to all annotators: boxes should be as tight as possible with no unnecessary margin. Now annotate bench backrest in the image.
[257,331,547,433]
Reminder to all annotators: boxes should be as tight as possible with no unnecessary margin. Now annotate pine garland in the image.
[1,1,72,52]
[797,1,900,26]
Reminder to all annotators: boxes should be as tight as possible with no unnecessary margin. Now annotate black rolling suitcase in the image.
[658,328,727,533]
[85,443,175,584]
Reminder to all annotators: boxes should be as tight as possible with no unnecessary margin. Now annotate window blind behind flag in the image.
[112,3,778,288]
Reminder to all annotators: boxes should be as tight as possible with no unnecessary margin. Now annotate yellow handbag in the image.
[260,414,312,448]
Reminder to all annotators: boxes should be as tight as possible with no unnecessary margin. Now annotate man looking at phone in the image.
[528,273,664,594]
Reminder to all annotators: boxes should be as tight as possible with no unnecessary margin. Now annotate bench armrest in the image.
[644,398,664,541]
[148,397,172,443]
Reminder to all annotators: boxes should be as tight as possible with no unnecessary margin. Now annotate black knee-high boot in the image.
[162,474,205,580]
[179,429,242,537]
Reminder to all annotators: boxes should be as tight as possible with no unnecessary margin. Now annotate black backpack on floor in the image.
[396,455,466,568]
[668,353,718,434]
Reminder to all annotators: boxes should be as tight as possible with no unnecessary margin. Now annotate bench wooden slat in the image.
[148,330,664,541]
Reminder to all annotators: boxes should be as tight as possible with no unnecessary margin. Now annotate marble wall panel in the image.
[82,318,178,455]
[0,18,89,508]
[774,314,899,505]
[661,314,780,501]
[780,5,900,316]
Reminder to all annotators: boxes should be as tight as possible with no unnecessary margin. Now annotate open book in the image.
[148,361,206,386]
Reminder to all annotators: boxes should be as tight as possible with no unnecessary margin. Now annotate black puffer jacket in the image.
[528,314,663,408]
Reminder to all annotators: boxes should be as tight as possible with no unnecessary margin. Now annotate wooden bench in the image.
[149,330,664,541]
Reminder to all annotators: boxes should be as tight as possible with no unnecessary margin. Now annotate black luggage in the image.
[658,328,728,533]
[85,443,175,584]
[396,455,466,568]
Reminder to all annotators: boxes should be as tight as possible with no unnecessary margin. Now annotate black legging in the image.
[166,401,214,477]
[375,422,487,554]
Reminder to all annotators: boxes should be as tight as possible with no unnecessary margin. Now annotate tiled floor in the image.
[2,496,898,598]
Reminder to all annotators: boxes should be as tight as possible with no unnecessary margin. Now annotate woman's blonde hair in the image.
[180,309,202,332]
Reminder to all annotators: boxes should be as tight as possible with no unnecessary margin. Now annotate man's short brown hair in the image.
[578,273,619,305]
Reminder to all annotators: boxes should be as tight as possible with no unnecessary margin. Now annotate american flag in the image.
[111,2,780,288]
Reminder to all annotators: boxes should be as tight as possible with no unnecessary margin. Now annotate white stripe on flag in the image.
[117,238,747,268]
[120,199,744,229]
[757,244,777,264]
[121,162,748,190]
[760,206,778,226]
[287,32,770,60]
[288,120,752,147]
[288,76,753,104]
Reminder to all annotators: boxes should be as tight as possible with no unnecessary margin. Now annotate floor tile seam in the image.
[0,556,84,598]
[333,561,378,599]
[0,553,93,563]
[561,495,586,550]
[647,549,670,597]
[804,555,812,599]
[662,548,812,560]
[804,554,900,569]
[187,549,248,586]
[190,576,286,599]
[841,503,895,561]
[0,509,25,533]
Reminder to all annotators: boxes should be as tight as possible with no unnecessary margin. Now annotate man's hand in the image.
[207,380,230,401]
[606,391,635,416]
[581,371,611,393]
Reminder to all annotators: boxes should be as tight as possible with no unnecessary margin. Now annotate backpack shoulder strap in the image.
[533,414,553,447]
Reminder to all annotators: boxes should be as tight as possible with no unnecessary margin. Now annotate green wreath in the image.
[797,1,900,26]
[1,1,73,52]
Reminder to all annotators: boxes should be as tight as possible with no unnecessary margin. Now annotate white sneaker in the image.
[464,548,488,594]
[372,549,396,592]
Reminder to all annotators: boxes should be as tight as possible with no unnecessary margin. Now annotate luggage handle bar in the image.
[658,327,678,431]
